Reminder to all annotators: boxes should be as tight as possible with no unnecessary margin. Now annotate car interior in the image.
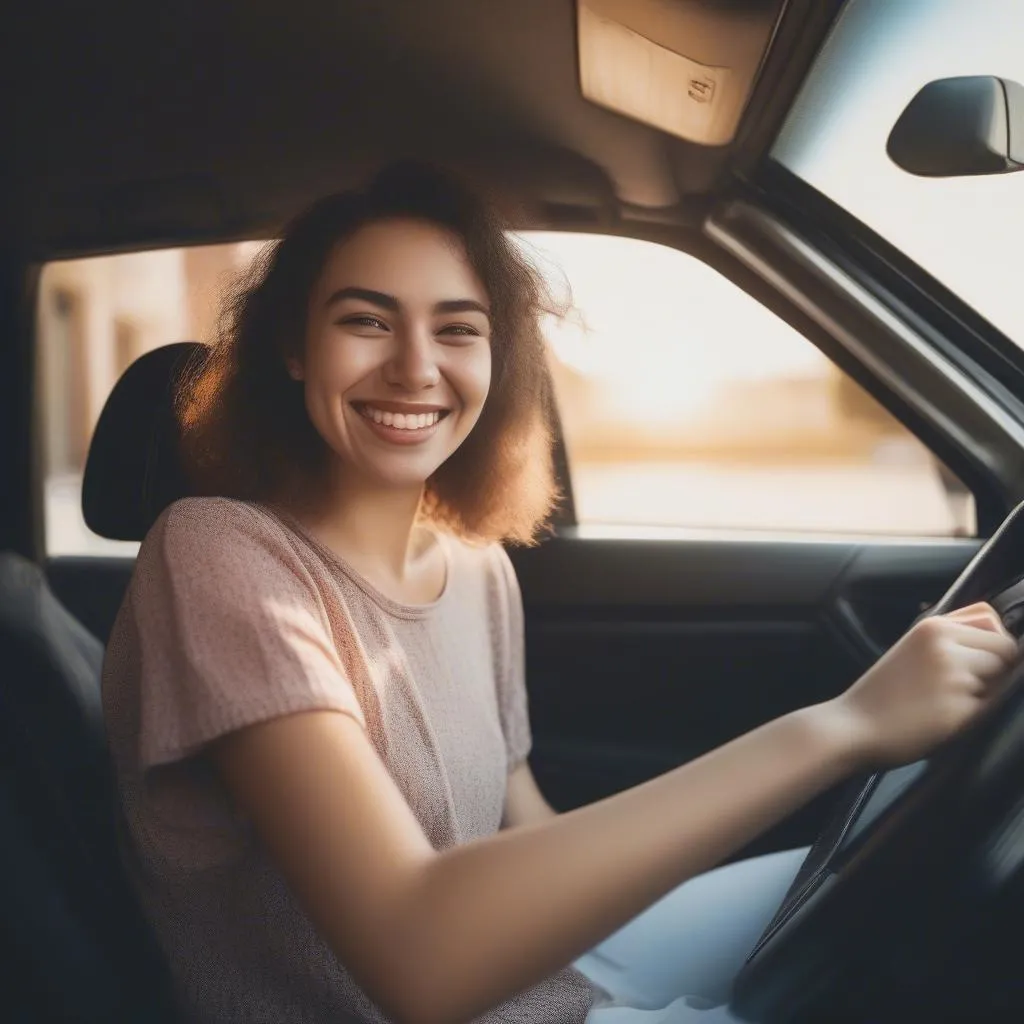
[3,1,1024,1021]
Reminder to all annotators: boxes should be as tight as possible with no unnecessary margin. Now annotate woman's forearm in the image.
[397,701,864,1024]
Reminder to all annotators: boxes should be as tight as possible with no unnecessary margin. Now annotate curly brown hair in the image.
[176,162,561,545]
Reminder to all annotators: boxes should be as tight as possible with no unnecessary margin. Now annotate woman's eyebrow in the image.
[435,299,490,318]
[325,286,399,311]
[326,288,490,318]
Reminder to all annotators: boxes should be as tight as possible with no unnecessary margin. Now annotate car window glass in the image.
[523,232,973,537]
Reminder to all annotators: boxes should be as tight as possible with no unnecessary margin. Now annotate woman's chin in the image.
[350,454,446,493]
[321,425,471,494]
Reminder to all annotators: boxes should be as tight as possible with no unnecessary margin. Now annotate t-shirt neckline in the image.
[251,502,451,620]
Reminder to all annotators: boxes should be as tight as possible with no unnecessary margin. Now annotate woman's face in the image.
[294,218,492,492]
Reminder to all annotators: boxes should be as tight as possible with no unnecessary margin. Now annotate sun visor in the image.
[577,0,785,146]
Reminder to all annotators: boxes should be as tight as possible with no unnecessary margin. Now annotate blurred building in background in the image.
[37,243,259,476]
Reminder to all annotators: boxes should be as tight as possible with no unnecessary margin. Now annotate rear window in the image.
[38,243,262,555]
[37,234,975,555]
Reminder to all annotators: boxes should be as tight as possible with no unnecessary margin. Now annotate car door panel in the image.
[509,531,980,853]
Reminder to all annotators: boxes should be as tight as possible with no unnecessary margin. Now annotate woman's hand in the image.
[830,602,1018,766]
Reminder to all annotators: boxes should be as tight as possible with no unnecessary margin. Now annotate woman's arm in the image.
[215,702,853,1024]
[211,604,1015,1024]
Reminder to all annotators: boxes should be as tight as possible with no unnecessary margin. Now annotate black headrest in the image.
[83,342,208,541]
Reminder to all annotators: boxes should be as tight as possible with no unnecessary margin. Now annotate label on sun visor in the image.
[578,4,734,145]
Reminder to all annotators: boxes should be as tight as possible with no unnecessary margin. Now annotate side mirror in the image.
[887,75,1024,177]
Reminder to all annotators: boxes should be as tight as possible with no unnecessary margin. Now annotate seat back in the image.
[0,550,178,1022]
[1,342,212,1020]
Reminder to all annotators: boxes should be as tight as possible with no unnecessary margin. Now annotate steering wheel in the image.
[731,500,1024,1024]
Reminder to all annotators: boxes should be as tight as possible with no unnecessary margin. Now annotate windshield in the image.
[772,0,1024,345]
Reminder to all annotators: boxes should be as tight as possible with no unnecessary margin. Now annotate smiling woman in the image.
[102,163,604,1023]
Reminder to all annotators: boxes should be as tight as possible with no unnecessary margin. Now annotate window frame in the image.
[690,169,1024,538]
[753,161,1024,411]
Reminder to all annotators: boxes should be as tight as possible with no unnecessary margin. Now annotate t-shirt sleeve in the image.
[130,498,366,771]
[489,544,533,771]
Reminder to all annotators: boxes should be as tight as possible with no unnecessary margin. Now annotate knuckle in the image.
[912,616,945,642]
[915,618,951,657]
[933,641,961,675]
[953,670,979,691]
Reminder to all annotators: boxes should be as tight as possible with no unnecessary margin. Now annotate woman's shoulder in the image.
[155,495,263,535]
[138,496,308,587]
[441,531,505,571]
[147,496,285,547]
[441,533,521,605]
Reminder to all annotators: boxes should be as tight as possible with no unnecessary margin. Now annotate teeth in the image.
[363,406,442,429]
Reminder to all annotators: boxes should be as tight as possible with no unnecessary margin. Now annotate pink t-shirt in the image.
[101,496,597,1023]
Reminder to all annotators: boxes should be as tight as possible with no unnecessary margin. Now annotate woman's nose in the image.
[385,328,441,391]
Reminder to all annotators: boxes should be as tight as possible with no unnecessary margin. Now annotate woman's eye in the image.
[339,314,389,331]
[439,323,480,338]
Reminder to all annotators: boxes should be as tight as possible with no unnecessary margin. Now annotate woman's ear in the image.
[285,357,305,381]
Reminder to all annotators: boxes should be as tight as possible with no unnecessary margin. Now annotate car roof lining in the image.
[4,0,845,258]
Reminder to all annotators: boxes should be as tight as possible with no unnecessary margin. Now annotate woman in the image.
[101,162,1016,1024]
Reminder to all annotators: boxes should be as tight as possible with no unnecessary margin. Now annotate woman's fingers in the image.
[945,602,1013,638]
[941,617,1018,660]
[953,644,1018,684]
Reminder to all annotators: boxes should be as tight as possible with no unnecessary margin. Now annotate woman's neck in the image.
[275,473,441,601]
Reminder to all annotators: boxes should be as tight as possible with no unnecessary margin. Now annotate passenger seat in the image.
[0,552,177,1023]
[0,343,206,1022]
